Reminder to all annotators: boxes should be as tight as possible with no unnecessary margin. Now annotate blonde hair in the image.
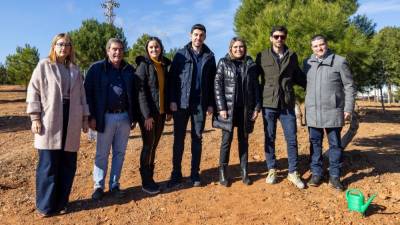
[228,37,247,60]
[48,33,75,65]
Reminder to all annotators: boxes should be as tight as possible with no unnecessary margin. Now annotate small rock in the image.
[374,179,380,183]
[390,182,396,186]
[379,193,389,200]
[252,154,261,160]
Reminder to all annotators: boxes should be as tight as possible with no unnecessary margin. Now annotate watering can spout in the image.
[360,194,377,213]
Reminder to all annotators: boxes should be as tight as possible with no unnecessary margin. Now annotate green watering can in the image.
[345,189,377,215]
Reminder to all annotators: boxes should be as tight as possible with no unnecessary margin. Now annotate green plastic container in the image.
[345,189,377,215]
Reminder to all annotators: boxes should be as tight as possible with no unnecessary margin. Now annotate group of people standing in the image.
[26,24,355,217]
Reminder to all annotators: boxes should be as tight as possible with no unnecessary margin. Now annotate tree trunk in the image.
[379,86,386,113]
[387,82,393,104]
[294,102,305,126]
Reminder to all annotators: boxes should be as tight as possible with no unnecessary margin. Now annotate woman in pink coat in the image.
[26,33,89,217]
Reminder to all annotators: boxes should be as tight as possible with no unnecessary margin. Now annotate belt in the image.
[107,109,126,113]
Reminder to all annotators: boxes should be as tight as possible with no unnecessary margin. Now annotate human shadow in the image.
[66,154,310,214]
[0,115,30,133]
[67,178,197,213]
[341,134,400,185]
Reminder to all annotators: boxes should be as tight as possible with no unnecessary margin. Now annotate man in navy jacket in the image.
[84,38,137,200]
[168,24,216,188]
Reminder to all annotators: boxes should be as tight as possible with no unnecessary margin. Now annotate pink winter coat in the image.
[26,58,90,152]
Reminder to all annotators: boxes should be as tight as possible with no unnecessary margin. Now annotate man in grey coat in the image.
[303,35,356,191]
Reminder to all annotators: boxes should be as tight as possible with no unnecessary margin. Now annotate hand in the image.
[344,112,351,121]
[207,106,214,116]
[89,119,96,130]
[251,111,259,121]
[31,120,42,134]
[166,114,172,121]
[145,117,154,131]
[219,110,227,119]
[170,102,177,112]
[82,118,89,133]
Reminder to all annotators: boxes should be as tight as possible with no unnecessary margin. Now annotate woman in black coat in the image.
[213,37,261,186]
[135,37,171,194]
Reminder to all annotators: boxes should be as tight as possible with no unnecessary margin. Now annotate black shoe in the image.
[307,175,322,187]
[167,176,182,188]
[92,188,104,200]
[110,186,125,198]
[142,182,161,195]
[329,176,344,191]
[219,165,228,187]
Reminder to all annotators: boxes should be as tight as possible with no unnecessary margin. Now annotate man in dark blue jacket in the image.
[84,38,137,200]
[168,24,216,188]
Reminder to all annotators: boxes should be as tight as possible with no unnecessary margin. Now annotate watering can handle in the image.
[346,189,363,199]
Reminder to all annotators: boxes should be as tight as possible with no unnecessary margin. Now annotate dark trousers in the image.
[308,127,343,177]
[138,113,166,185]
[171,104,206,179]
[219,107,248,169]
[262,107,299,173]
[36,99,77,215]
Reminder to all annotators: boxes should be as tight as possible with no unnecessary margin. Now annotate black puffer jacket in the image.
[213,55,261,134]
[135,55,171,119]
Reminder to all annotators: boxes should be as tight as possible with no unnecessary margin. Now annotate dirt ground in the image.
[0,85,399,225]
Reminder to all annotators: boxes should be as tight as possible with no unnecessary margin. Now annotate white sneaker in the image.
[265,169,277,184]
[287,171,305,189]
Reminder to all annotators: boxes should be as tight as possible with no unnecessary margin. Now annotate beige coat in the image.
[26,58,90,152]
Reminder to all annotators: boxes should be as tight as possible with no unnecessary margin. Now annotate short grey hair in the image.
[106,38,124,50]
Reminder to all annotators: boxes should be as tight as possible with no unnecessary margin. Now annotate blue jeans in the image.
[36,100,76,215]
[171,104,206,180]
[93,112,131,190]
[36,150,77,214]
[262,107,299,173]
[308,127,343,177]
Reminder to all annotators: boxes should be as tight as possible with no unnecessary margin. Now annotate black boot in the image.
[219,165,228,187]
[241,167,251,185]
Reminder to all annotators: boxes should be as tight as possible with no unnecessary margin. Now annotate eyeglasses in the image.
[55,42,72,47]
[272,35,286,40]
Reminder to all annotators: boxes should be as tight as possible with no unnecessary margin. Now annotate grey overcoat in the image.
[303,51,355,128]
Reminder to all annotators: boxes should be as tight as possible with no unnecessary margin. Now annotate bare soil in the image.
[0,85,399,225]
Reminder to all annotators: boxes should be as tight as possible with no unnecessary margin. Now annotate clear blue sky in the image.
[0,0,399,64]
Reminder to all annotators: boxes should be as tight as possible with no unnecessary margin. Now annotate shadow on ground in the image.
[342,134,400,185]
[0,115,30,133]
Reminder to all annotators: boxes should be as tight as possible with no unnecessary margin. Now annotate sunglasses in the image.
[272,35,286,40]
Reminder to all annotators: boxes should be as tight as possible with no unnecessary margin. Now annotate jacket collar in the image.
[310,49,334,66]
[224,54,254,66]
[184,42,214,59]
[102,58,129,72]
